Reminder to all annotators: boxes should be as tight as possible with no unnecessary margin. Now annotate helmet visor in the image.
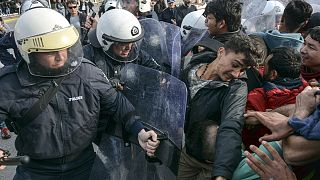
[105,40,142,63]
[27,39,83,77]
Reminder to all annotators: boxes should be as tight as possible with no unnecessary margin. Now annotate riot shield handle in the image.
[141,121,168,141]
[141,121,169,165]
[104,116,182,175]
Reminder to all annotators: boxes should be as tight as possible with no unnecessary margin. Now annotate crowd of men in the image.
[0,0,320,179]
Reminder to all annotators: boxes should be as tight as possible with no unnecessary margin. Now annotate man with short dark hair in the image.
[65,0,88,44]
[242,47,307,150]
[191,0,243,55]
[301,26,320,85]
[189,0,262,95]
[178,34,260,180]
[279,0,313,33]
[203,0,242,43]
[159,0,177,25]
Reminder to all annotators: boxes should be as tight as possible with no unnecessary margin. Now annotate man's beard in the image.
[28,55,70,77]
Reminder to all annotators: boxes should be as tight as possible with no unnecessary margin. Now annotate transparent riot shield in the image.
[242,13,276,34]
[160,21,181,78]
[307,0,320,5]
[139,18,181,78]
[90,64,187,180]
[181,28,207,57]
[240,0,267,20]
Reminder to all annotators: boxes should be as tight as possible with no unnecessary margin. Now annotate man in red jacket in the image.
[242,46,307,150]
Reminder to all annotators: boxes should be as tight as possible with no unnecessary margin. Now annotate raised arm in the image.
[282,135,320,166]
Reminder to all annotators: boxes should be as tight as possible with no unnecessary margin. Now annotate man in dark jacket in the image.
[196,0,243,49]
[65,0,88,44]
[182,0,243,81]
[1,8,159,180]
[83,9,161,90]
[154,0,166,17]
[194,0,266,93]
[176,0,196,27]
[178,34,260,180]
[0,31,20,66]
[188,0,245,75]
[159,0,177,25]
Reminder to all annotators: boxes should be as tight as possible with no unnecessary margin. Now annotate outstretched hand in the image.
[293,86,320,119]
[245,141,296,180]
[138,129,160,157]
[244,111,293,142]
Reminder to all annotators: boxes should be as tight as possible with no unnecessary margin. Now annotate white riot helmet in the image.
[20,0,49,14]
[180,9,207,40]
[14,8,83,77]
[96,9,144,62]
[261,0,285,15]
[139,0,151,13]
[104,0,122,12]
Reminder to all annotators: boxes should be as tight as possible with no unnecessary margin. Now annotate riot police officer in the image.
[83,9,161,90]
[0,8,159,180]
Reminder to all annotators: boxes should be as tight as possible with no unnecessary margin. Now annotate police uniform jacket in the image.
[0,59,144,159]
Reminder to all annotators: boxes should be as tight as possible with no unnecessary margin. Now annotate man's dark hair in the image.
[224,34,260,67]
[66,0,78,6]
[268,47,301,79]
[203,0,242,32]
[282,0,313,33]
[308,26,320,44]
[248,34,268,66]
